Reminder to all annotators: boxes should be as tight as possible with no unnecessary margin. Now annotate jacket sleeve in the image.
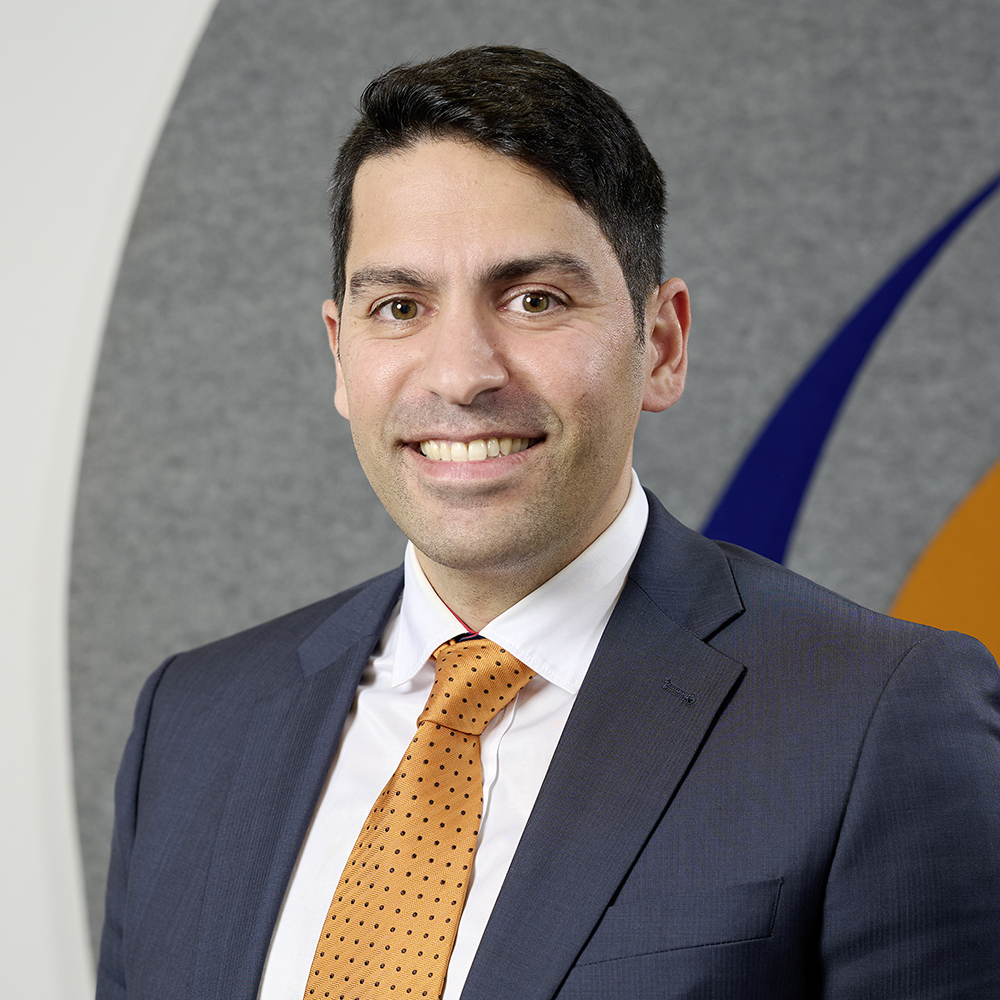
[95,658,174,1000]
[821,630,1000,998]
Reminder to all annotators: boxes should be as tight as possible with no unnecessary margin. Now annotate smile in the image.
[418,438,538,462]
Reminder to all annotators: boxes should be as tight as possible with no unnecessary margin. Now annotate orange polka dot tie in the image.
[304,637,535,1000]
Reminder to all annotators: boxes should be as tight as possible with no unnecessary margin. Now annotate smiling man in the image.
[98,47,1000,1000]
[329,138,687,628]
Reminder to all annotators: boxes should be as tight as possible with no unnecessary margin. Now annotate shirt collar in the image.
[392,470,649,693]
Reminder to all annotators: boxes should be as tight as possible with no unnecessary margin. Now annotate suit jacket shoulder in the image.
[465,493,1000,1000]
[97,567,403,1000]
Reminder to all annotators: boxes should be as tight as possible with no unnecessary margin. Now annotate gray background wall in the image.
[70,0,1000,951]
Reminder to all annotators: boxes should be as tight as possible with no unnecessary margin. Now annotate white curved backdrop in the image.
[0,1,217,994]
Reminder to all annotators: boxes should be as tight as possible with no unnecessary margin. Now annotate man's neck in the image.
[413,552,565,634]
[413,503,633,633]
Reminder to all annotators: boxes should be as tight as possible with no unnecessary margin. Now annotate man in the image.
[98,46,1000,999]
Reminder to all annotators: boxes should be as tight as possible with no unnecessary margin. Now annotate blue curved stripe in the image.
[701,169,1000,563]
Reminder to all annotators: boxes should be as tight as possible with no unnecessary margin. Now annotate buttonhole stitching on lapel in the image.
[663,678,696,704]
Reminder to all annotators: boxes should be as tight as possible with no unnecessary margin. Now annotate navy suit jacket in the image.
[98,493,1000,998]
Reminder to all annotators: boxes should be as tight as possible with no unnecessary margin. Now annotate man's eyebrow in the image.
[348,266,436,299]
[483,253,601,294]
[347,254,601,300]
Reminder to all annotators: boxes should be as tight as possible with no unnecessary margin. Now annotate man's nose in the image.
[418,307,508,405]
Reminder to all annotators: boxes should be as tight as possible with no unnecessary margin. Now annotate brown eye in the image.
[389,299,419,320]
[521,292,549,313]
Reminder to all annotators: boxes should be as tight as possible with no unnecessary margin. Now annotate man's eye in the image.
[377,299,419,320]
[519,292,550,313]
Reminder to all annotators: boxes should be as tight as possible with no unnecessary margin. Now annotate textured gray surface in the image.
[790,195,1000,609]
[71,0,1000,948]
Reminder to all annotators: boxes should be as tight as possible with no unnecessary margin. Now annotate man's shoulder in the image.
[713,536,926,645]
[149,566,404,705]
[637,490,991,669]
[707,537,998,711]
[717,536,910,626]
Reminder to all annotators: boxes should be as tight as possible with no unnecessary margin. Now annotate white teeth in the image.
[419,437,535,461]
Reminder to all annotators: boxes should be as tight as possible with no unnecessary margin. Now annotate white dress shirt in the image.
[258,472,649,1000]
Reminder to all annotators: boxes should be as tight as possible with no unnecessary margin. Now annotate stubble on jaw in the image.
[407,453,634,630]
[361,420,636,621]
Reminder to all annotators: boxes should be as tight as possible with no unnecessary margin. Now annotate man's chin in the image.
[409,520,558,580]
[411,534,528,576]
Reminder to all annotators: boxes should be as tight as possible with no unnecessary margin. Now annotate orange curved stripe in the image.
[890,457,1000,660]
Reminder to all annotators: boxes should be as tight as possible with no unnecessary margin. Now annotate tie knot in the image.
[420,637,535,735]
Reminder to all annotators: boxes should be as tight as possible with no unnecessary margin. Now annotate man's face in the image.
[327,139,688,594]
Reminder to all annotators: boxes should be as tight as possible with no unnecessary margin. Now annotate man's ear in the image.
[641,277,690,413]
[323,299,350,419]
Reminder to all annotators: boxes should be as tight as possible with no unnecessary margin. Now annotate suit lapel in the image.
[188,569,403,998]
[462,496,746,1000]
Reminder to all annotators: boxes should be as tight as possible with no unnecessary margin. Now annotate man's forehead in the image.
[347,138,597,242]
[343,138,622,289]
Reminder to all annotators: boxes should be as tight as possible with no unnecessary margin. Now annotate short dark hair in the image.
[329,45,666,333]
